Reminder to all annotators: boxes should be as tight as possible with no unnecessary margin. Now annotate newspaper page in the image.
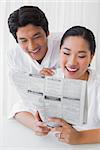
[11,72,87,126]
[11,72,45,111]
[42,77,63,127]
[43,76,87,126]
[62,78,87,125]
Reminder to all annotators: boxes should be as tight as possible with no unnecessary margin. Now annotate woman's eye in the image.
[78,55,86,58]
[63,52,70,55]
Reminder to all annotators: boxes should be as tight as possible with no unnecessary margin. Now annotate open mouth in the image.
[65,66,79,72]
[32,48,41,54]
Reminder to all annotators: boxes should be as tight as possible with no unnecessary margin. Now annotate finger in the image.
[55,132,61,138]
[44,71,53,76]
[40,70,49,76]
[34,131,49,136]
[46,69,54,75]
[48,118,72,128]
[55,132,65,141]
[42,68,54,73]
[48,117,65,126]
[51,126,62,132]
[41,71,53,76]
[35,126,50,133]
[34,111,42,121]
[35,121,47,127]
[40,68,54,76]
[58,138,66,143]
[59,133,65,139]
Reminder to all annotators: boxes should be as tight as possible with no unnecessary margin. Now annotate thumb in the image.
[34,111,42,121]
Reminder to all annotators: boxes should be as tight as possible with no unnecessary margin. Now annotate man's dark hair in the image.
[8,6,49,42]
[60,26,96,55]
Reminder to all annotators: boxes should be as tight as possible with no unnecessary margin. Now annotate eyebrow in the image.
[18,37,26,40]
[63,47,87,53]
[32,32,41,37]
[78,51,87,54]
[18,32,41,40]
[63,47,71,51]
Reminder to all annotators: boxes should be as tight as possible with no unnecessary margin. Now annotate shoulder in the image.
[48,32,63,41]
[8,45,31,72]
[48,32,62,47]
[89,69,100,82]
[8,45,23,59]
[47,33,62,58]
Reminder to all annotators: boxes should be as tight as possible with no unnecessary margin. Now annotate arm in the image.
[79,128,100,144]
[49,117,100,144]
[15,111,50,136]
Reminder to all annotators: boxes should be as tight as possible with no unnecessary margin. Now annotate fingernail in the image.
[52,72,55,75]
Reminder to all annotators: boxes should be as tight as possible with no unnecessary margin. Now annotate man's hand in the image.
[33,111,50,136]
[15,111,50,136]
[40,68,55,76]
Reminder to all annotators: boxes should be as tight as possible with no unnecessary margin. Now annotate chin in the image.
[30,55,42,61]
[64,72,77,79]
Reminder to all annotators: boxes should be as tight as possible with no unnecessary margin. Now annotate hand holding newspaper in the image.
[11,72,88,127]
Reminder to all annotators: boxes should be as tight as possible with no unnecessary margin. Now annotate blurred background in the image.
[0,0,100,118]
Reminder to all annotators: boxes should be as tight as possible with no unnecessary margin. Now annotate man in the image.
[8,6,61,136]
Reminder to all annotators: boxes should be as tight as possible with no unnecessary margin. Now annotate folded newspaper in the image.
[11,72,88,126]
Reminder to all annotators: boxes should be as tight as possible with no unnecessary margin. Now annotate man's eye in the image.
[33,35,41,39]
[19,40,27,43]
[22,40,27,43]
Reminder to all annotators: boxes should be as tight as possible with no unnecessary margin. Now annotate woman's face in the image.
[60,36,94,80]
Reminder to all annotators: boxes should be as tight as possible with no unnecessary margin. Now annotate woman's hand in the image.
[33,111,51,136]
[40,68,55,76]
[48,117,81,144]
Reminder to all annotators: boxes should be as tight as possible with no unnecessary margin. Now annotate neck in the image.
[81,71,89,80]
[37,47,48,64]
[37,59,42,64]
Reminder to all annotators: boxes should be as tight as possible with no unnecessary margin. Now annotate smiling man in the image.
[8,6,61,135]
[8,6,61,75]
[16,24,48,62]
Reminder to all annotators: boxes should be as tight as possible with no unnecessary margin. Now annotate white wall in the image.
[0,0,100,117]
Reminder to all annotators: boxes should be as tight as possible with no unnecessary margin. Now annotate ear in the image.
[89,54,94,65]
[47,31,49,37]
[91,54,94,60]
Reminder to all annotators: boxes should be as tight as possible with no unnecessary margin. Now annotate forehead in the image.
[62,36,89,50]
[16,24,45,37]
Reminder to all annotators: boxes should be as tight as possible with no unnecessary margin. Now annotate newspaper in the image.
[11,72,88,126]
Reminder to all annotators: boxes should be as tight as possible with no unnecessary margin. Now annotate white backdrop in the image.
[0,0,100,117]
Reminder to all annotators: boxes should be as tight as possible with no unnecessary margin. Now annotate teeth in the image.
[66,66,78,72]
[32,49,40,53]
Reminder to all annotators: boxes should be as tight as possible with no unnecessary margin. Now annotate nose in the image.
[68,55,78,66]
[28,40,37,52]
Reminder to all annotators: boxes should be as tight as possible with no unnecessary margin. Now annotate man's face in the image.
[16,24,48,62]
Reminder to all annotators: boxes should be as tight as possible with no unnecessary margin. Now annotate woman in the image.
[48,26,100,144]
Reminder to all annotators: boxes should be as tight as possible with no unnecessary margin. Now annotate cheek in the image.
[60,54,66,68]
[19,43,28,53]
[79,59,90,69]
[39,37,47,45]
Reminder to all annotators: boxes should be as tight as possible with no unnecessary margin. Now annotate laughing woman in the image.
[48,26,100,144]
